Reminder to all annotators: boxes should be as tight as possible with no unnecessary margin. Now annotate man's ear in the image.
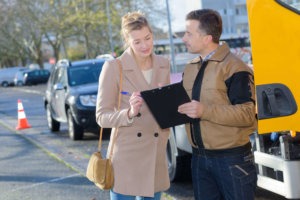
[205,35,213,43]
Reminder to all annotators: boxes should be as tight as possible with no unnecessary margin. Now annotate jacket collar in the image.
[189,42,231,64]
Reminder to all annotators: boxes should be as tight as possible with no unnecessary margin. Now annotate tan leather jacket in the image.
[183,43,257,150]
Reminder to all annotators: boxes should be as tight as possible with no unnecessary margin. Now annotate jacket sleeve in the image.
[95,60,131,128]
[201,71,257,127]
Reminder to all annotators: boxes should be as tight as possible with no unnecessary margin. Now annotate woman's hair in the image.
[121,11,152,48]
[186,9,222,43]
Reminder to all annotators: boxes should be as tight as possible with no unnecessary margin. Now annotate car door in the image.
[33,70,40,84]
[51,67,68,122]
[42,70,50,83]
[247,0,300,134]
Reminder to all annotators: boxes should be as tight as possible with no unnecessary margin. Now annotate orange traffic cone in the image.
[16,99,31,130]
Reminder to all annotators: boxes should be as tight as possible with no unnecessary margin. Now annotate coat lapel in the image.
[119,48,169,92]
[150,55,165,88]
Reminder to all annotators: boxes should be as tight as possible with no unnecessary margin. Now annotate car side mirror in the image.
[53,83,64,90]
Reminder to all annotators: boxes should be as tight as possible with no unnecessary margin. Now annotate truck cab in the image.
[247,0,300,198]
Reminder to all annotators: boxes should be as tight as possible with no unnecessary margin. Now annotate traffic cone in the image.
[16,99,31,130]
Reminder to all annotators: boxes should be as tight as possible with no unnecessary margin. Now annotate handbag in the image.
[86,59,123,190]
[86,129,114,190]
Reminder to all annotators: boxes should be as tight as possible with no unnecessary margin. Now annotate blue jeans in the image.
[110,190,161,200]
[191,150,257,200]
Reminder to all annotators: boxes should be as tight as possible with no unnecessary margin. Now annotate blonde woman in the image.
[96,11,171,200]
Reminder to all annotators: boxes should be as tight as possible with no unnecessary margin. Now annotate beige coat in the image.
[96,48,170,197]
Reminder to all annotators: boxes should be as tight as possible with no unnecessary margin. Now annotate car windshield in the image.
[68,63,103,86]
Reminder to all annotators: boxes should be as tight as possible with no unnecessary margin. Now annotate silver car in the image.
[13,68,31,86]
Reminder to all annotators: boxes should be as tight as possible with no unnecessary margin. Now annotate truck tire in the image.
[167,128,192,182]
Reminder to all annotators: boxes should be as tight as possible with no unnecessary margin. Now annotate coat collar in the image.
[189,42,231,64]
[118,48,166,91]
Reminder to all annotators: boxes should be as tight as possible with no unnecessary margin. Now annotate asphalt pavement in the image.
[0,121,110,200]
[0,85,111,200]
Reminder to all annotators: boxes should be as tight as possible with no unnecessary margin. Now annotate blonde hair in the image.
[121,11,152,48]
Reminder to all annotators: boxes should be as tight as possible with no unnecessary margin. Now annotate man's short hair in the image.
[186,9,222,43]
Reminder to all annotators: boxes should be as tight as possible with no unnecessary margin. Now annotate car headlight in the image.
[79,95,97,106]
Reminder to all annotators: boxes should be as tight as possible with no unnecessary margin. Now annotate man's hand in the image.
[178,100,204,119]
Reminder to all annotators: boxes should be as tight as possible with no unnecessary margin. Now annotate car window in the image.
[41,70,50,76]
[29,70,39,76]
[68,63,103,86]
[56,68,66,85]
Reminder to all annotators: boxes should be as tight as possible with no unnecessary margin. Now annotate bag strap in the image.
[97,58,123,152]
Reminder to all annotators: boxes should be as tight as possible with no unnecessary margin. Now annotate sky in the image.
[169,0,202,32]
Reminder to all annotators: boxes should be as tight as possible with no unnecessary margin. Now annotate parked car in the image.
[14,68,31,86]
[0,66,27,87]
[44,58,106,140]
[23,69,50,85]
[96,54,115,60]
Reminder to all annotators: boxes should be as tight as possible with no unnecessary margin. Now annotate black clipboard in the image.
[141,82,192,129]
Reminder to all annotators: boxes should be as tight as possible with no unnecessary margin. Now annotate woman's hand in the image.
[128,92,143,119]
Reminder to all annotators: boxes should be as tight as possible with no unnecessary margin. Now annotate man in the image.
[178,9,257,200]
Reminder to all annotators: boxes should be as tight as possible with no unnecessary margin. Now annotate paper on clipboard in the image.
[140,82,192,129]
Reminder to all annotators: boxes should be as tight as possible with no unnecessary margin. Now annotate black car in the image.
[23,69,50,85]
[44,58,106,140]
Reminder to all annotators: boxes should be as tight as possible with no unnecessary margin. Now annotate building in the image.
[202,0,249,38]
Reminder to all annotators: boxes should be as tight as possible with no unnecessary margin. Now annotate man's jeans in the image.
[191,149,257,200]
[110,189,161,200]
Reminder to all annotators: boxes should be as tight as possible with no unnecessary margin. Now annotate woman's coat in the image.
[96,48,171,197]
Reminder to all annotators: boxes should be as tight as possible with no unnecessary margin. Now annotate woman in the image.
[96,11,170,200]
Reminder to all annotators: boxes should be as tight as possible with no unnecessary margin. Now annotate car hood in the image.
[70,83,98,95]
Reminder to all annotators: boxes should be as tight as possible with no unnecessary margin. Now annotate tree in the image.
[0,0,167,67]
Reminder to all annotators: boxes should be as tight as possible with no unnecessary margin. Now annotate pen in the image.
[121,91,131,96]
[120,91,142,117]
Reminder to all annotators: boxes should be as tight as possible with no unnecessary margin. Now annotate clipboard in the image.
[141,82,192,129]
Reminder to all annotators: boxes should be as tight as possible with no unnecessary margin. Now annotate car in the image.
[44,58,106,140]
[0,66,27,87]
[23,69,50,85]
[96,54,115,60]
[14,68,31,86]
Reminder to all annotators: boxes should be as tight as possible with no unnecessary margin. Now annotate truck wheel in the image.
[167,129,191,182]
[67,109,83,140]
[46,104,60,132]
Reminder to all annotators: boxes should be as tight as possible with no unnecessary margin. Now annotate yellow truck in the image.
[167,0,300,198]
[247,0,300,198]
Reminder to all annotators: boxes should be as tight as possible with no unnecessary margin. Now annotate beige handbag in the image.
[86,59,122,190]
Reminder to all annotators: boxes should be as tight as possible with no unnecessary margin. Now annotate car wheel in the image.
[1,82,9,87]
[16,81,23,86]
[167,128,191,182]
[46,104,60,131]
[67,109,84,140]
[167,129,178,181]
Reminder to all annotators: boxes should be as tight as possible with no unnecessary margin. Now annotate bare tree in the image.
[0,0,167,66]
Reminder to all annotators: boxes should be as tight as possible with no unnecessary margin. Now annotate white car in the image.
[0,67,27,87]
[95,54,115,60]
[14,68,31,86]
